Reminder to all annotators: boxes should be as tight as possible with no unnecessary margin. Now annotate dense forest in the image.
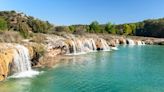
[0,11,164,38]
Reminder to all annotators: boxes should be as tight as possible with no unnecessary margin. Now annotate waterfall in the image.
[67,40,85,55]
[90,39,97,50]
[142,41,146,45]
[13,45,31,72]
[10,45,39,78]
[100,39,110,51]
[83,39,97,52]
[76,39,84,52]
[127,39,135,45]
[126,39,145,45]
[71,40,77,54]
[137,40,145,45]
[66,38,112,55]
[115,39,120,45]
[122,39,127,45]
[83,39,92,51]
[137,40,142,45]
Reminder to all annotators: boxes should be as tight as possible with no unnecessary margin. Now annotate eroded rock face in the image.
[0,43,40,81]
[0,47,14,81]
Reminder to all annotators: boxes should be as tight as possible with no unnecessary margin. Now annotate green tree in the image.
[69,25,75,32]
[0,17,7,31]
[89,21,100,33]
[123,24,132,35]
[129,23,137,35]
[105,23,116,34]
[28,19,53,33]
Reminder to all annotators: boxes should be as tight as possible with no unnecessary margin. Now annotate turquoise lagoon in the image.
[0,45,164,92]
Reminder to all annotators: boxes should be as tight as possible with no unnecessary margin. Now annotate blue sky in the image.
[0,0,164,25]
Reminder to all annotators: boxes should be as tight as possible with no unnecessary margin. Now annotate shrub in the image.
[89,21,101,33]
[0,17,7,31]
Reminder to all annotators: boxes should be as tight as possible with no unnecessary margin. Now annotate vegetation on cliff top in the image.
[0,10,164,38]
[0,11,54,38]
[53,19,164,38]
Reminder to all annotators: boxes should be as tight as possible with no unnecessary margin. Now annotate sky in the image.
[0,0,164,25]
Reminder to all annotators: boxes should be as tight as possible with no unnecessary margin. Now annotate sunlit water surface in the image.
[1,45,164,92]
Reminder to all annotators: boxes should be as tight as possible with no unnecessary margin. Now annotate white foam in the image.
[127,39,135,45]
[10,44,40,79]
[111,47,119,50]
[9,70,39,78]
[65,52,87,56]
[102,49,111,52]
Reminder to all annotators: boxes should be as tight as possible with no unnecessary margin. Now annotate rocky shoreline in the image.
[0,33,164,81]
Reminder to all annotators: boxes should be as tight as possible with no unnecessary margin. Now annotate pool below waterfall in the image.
[1,45,164,92]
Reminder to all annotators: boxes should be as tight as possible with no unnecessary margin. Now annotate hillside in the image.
[0,11,54,38]
[0,11,164,38]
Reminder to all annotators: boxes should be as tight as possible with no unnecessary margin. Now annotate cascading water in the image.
[123,39,127,45]
[76,39,84,52]
[67,39,97,55]
[90,39,97,51]
[71,40,77,54]
[137,40,145,45]
[115,39,119,45]
[10,45,39,78]
[137,40,142,45]
[142,41,146,45]
[83,39,96,52]
[127,39,145,45]
[66,38,116,55]
[13,45,31,72]
[127,39,135,45]
[100,39,110,51]
[85,39,92,50]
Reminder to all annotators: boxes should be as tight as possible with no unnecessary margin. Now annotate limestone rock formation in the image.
[0,44,15,81]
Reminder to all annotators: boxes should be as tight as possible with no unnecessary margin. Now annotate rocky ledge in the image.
[0,33,163,81]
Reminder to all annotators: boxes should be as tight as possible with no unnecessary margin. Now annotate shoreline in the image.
[0,33,164,81]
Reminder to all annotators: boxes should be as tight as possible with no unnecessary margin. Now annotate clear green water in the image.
[1,45,164,92]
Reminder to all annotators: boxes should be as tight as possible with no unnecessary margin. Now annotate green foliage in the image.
[69,25,75,32]
[18,23,30,38]
[105,23,116,34]
[28,19,53,33]
[123,24,132,35]
[55,26,70,32]
[129,24,137,35]
[1,11,164,38]
[0,17,7,31]
[89,21,101,33]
